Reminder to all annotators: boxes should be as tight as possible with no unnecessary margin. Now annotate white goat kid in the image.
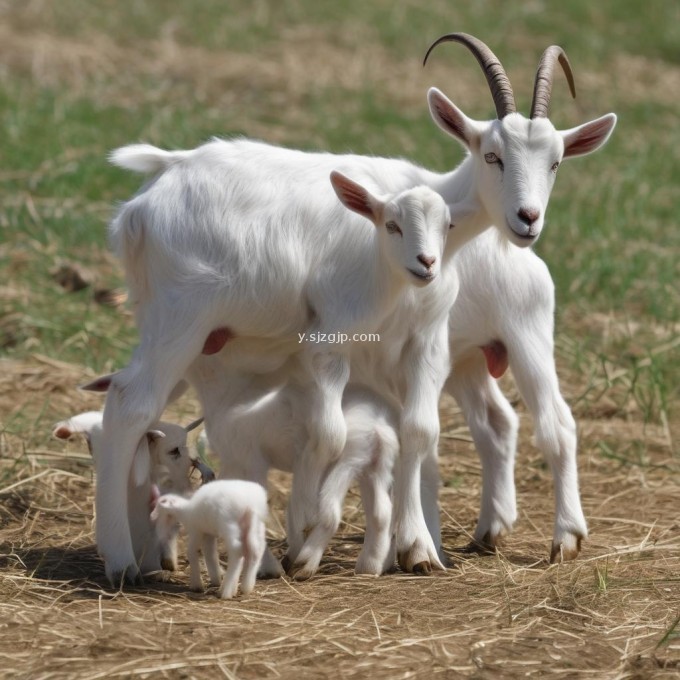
[53,410,210,573]
[151,480,267,599]
[190,348,398,579]
[97,32,615,584]
[287,386,399,578]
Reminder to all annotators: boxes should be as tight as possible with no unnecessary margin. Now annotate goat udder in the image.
[202,327,235,355]
[480,341,508,379]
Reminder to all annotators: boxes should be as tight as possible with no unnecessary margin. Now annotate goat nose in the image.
[517,208,540,226]
[417,254,436,269]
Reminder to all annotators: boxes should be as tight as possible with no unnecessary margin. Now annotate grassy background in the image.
[2,0,678,438]
[1,1,679,677]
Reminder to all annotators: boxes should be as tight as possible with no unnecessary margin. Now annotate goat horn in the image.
[530,46,576,119]
[185,417,204,433]
[423,32,516,119]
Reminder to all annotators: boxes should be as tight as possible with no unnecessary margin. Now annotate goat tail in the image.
[240,508,264,565]
[239,508,254,557]
[109,144,191,174]
[109,198,150,302]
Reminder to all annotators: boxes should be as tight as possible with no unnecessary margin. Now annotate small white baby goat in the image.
[150,480,268,599]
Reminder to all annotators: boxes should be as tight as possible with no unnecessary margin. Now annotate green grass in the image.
[1,0,678,441]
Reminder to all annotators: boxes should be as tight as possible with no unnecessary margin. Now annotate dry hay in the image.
[1,355,678,679]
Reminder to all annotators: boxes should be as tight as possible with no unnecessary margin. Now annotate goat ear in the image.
[52,422,74,440]
[150,483,161,510]
[146,429,166,444]
[158,496,176,510]
[561,113,617,158]
[330,171,383,225]
[427,88,478,149]
[132,436,152,487]
[79,373,116,392]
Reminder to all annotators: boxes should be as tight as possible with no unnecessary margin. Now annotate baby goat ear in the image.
[150,483,161,510]
[561,113,617,158]
[427,88,479,150]
[79,373,115,392]
[146,429,166,444]
[330,171,383,225]
[158,496,177,510]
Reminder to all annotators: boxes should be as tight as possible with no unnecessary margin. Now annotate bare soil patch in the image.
[1,356,678,679]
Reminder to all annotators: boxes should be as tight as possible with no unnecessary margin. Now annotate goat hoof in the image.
[550,534,583,563]
[398,550,432,575]
[160,557,177,572]
[280,554,293,574]
[291,567,314,582]
[108,567,143,588]
[287,560,315,581]
[412,561,432,575]
[459,541,494,556]
[459,531,499,556]
[257,567,283,580]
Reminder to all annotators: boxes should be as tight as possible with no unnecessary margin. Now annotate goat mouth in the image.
[506,220,537,243]
[408,269,435,283]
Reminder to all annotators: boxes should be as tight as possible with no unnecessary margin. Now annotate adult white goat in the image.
[97,33,615,585]
[53,410,211,572]
[151,480,268,599]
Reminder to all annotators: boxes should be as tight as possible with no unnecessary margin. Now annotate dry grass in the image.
[1,356,678,679]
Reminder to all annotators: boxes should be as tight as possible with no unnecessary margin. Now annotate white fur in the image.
[52,411,208,573]
[97,76,616,583]
[191,354,398,579]
[436,231,587,560]
[150,480,267,599]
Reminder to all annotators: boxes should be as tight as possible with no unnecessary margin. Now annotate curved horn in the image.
[423,32,516,119]
[185,417,204,433]
[530,46,576,119]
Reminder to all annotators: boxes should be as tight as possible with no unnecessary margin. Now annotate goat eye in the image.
[551,161,560,172]
[168,447,181,459]
[484,153,504,171]
[385,221,402,236]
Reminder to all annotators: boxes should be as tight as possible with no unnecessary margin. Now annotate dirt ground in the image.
[0,355,678,679]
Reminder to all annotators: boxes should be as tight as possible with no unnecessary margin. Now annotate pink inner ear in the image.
[430,93,468,143]
[564,116,614,157]
[150,484,161,510]
[481,341,509,379]
[80,375,112,392]
[53,426,72,439]
[331,173,374,221]
[343,188,371,216]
